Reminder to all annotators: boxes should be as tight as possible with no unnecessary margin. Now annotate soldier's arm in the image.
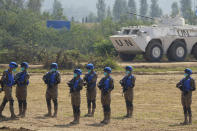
[131,76,136,88]
[109,78,114,91]
[78,79,83,90]
[24,73,30,84]
[191,79,196,91]
[98,78,104,89]
[56,72,61,84]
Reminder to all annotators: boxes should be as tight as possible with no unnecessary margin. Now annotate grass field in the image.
[0,72,197,131]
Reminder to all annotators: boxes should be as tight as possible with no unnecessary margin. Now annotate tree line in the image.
[0,0,196,69]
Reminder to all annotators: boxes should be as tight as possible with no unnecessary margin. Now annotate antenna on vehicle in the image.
[128,12,154,20]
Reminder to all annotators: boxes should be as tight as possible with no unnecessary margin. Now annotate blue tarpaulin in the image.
[47,20,71,30]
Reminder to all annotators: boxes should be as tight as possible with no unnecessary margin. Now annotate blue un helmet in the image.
[9,62,18,68]
[21,62,29,69]
[125,66,133,71]
[74,69,82,75]
[86,63,94,70]
[104,67,112,73]
[50,63,58,69]
[185,68,192,75]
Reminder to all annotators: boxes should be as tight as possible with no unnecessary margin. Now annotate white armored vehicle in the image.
[110,16,197,62]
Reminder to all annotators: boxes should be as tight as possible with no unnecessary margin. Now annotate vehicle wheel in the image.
[119,53,136,62]
[192,44,197,60]
[143,41,163,62]
[167,41,187,62]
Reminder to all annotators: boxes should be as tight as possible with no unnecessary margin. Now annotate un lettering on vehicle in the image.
[177,30,190,37]
[115,39,134,47]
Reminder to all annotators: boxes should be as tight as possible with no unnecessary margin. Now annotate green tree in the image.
[113,0,128,21]
[27,0,43,13]
[171,2,179,17]
[96,0,106,22]
[150,0,163,18]
[128,0,137,20]
[140,0,148,19]
[180,0,192,20]
[106,6,112,18]
[52,0,63,20]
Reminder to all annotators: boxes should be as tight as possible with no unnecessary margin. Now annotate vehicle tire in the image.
[119,53,136,62]
[143,41,163,62]
[167,41,187,62]
[192,44,197,60]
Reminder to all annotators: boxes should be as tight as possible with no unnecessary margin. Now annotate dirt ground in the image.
[0,73,197,131]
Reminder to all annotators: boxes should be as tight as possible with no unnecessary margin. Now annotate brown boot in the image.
[21,100,27,118]
[44,100,52,117]
[53,105,58,118]
[181,114,188,125]
[124,107,129,118]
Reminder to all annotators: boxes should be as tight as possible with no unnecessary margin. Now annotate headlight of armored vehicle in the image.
[137,30,147,36]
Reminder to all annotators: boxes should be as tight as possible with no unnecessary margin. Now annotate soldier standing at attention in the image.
[98,67,114,124]
[0,62,18,118]
[84,64,97,117]
[176,68,196,125]
[43,63,61,117]
[15,62,30,117]
[67,69,83,124]
[120,66,136,118]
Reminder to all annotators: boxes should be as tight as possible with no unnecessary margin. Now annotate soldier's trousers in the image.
[45,86,58,115]
[0,86,15,116]
[101,92,111,121]
[181,91,192,117]
[71,92,81,120]
[86,87,96,109]
[124,88,134,116]
[16,86,27,115]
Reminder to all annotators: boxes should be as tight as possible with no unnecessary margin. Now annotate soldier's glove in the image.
[191,87,196,91]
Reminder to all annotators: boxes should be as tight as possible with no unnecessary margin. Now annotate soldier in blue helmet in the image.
[98,67,114,124]
[0,62,18,118]
[176,68,196,125]
[67,69,83,124]
[43,63,61,117]
[15,62,30,117]
[120,66,136,118]
[84,63,98,117]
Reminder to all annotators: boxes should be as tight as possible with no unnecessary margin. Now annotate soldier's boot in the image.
[21,100,27,118]
[53,99,58,117]
[124,107,129,118]
[189,115,192,125]
[91,108,95,117]
[0,99,7,118]
[91,100,96,117]
[17,100,23,116]
[85,108,91,117]
[75,112,80,124]
[181,114,188,125]
[44,99,52,117]
[100,112,107,124]
[9,100,17,119]
[128,106,133,118]
[188,107,192,125]
[70,113,77,124]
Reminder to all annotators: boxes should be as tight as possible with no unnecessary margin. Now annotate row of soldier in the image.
[0,62,195,125]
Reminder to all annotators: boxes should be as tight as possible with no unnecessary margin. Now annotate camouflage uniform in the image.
[68,77,83,124]
[98,76,114,124]
[43,71,61,117]
[177,76,196,124]
[15,71,30,117]
[120,75,136,118]
[83,71,97,116]
[0,70,16,118]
